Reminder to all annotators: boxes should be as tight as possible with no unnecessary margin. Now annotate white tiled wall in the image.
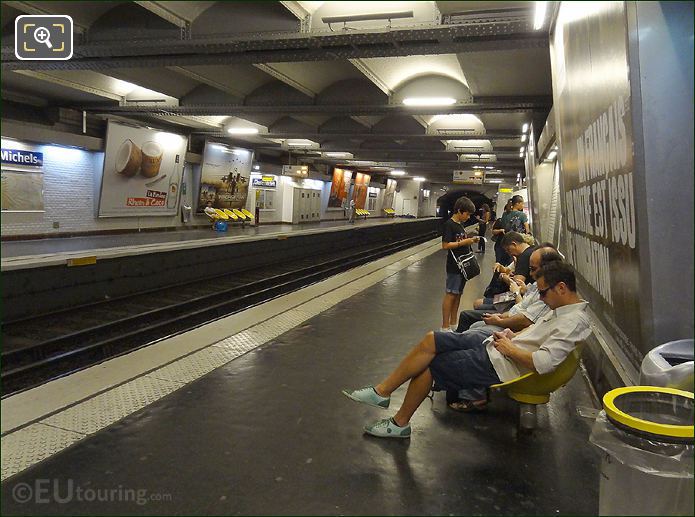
[1,140,187,237]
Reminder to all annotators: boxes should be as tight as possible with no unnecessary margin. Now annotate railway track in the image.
[1,232,437,396]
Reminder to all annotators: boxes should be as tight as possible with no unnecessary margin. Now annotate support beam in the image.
[1,26,548,70]
[13,71,123,102]
[4,1,87,31]
[192,131,521,140]
[253,64,316,98]
[84,100,550,116]
[134,1,191,28]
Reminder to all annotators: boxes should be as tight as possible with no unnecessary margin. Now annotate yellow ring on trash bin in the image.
[603,386,693,439]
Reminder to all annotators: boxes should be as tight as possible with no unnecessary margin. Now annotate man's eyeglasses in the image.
[538,283,557,297]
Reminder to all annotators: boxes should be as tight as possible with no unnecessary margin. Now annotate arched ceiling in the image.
[1,0,553,187]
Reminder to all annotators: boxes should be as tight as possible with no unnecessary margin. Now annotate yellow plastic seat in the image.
[491,347,582,404]
[223,209,238,221]
[241,209,254,220]
[214,208,229,220]
[233,208,247,220]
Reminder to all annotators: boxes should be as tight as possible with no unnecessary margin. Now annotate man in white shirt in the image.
[446,246,562,410]
[342,261,592,439]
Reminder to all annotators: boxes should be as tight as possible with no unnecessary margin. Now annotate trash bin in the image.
[181,204,192,223]
[640,339,694,392]
[590,386,694,516]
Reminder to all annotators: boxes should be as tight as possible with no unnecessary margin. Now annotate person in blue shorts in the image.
[440,196,480,332]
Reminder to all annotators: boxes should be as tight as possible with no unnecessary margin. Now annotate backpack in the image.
[507,212,526,234]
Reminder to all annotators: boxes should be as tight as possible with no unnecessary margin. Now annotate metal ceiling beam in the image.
[4,1,88,31]
[278,147,523,155]
[82,99,550,116]
[134,1,191,29]
[12,71,123,102]
[1,24,548,70]
[214,132,522,140]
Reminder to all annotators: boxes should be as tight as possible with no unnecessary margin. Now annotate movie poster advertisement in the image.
[1,141,44,211]
[383,178,397,209]
[197,141,253,212]
[327,167,352,208]
[352,172,370,209]
[98,121,186,217]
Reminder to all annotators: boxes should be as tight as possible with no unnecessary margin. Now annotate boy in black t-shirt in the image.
[441,196,480,331]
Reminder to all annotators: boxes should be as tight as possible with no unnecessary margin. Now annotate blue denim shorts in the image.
[445,273,466,294]
[430,331,501,392]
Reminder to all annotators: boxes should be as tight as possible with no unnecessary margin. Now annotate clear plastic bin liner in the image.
[640,339,694,391]
[590,411,694,478]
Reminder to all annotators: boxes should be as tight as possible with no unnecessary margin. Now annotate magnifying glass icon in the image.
[33,26,52,49]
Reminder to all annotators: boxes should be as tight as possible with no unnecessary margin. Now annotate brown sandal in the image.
[448,399,489,413]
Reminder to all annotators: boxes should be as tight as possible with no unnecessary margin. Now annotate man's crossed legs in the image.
[342,329,500,438]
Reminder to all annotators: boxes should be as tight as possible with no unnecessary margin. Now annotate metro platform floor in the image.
[0,243,601,515]
[1,217,412,260]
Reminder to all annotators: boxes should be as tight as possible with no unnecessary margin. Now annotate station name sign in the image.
[1,148,43,168]
[252,175,277,188]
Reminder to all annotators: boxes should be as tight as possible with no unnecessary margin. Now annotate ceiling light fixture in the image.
[412,176,426,182]
[486,179,503,184]
[547,150,558,160]
[519,146,525,153]
[403,97,457,106]
[521,134,527,142]
[227,127,259,135]
[522,123,529,133]
[390,170,406,176]
[324,152,351,157]
[321,10,414,24]
[534,1,548,30]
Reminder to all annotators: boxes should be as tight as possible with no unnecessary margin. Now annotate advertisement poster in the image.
[1,143,44,211]
[99,121,186,217]
[327,167,352,208]
[383,178,397,209]
[552,1,642,362]
[352,172,371,209]
[197,141,253,212]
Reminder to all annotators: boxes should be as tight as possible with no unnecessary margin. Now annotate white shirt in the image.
[485,300,591,382]
[509,282,551,323]
[469,282,550,332]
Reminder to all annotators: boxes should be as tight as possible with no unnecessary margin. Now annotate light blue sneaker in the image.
[364,417,411,439]
[341,386,390,409]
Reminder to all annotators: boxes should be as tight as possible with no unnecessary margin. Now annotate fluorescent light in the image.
[519,146,525,153]
[486,179,503,184]
[474,171,483,176]
[324,152,350,157]
[227,127,259,135]
[547,150,557,160]
[403,97,456,106]
[412,176,426,182]
[322,10,414,24]
[485,166,494,169]
[519,152,524,158]
[534,1,548,30]
[522,123,529,133]
[390,170,406,176]
[253,164,260,170]
[521,134,527,142]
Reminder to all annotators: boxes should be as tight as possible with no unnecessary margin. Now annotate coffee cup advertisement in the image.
[98,121,186,217]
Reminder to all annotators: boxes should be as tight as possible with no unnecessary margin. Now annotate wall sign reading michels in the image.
[98,121,186,217]
[197,141,253,211]
[1,140,45,212]
[552,1,642,363]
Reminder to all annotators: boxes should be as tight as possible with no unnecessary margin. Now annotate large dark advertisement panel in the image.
[551,2,642,365]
